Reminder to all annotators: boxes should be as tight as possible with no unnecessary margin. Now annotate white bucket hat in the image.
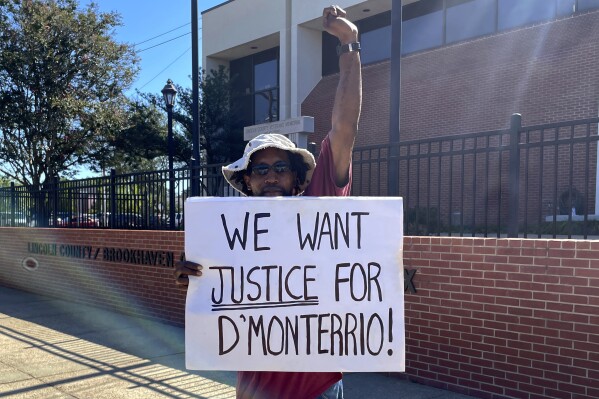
[222,133,316,196]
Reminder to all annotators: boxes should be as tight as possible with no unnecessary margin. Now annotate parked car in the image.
[95,212,110,227]
[48,212,72,226]
[58,215,98,228]
[113,213,142,228]
[150,215,168,228]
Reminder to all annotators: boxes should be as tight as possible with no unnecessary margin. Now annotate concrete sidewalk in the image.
[0,285,475,399]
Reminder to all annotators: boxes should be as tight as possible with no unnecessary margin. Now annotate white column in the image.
[278,0,292,120]
[292,25,322,118]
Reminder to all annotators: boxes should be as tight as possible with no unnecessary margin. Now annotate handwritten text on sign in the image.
[184,197,404,372]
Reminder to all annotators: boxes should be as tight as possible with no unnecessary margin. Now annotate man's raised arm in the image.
[322,5,362,186]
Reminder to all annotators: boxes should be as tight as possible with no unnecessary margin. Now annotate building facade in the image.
[203,0,599,145]
[203,0,599,229]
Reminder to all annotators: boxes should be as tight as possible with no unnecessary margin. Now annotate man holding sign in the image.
[176,5,364,398]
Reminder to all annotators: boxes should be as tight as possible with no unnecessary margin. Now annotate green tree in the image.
[0,0,138,187]
[92,98,168,174]
[0,175,11,188]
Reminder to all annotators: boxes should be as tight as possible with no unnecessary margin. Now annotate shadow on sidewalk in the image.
[0,285,236,398]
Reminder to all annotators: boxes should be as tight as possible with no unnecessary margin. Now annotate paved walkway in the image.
[0,285,475,398]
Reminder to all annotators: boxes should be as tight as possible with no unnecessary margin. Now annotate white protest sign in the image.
[184,197,404,372]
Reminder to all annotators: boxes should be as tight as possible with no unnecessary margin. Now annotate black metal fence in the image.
[0,163,238,230]
[1,114,598,238]
[353,114,599,238]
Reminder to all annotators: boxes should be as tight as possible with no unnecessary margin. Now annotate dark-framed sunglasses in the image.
[250,161,291,176]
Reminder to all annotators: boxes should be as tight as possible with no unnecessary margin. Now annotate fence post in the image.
[169,168,175,230]
[508,113,522,238]
[387,0,402,197]
[52,177,59,226]
[10,182,15,227]
[110,169,116,229]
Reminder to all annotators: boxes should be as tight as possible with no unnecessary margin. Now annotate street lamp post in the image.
[162,79,177,229]
[191,0,200,197]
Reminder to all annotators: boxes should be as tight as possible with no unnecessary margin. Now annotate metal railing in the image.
[352,114,599,238]
[1,114,598,238]
[0,163,238,230]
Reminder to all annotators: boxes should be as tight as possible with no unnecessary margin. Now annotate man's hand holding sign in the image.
[184,197,404,373]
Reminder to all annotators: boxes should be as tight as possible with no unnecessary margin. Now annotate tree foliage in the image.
[0,0,138,187]
[0,175,11,187]
[91,98,168,174]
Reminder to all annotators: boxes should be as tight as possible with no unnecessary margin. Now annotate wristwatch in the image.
[336,42,361,56]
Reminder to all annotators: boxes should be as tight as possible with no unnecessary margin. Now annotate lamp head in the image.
[161,79,177,108]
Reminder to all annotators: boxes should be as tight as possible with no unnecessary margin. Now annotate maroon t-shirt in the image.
[236,136,351,399]
[303,135,352,197]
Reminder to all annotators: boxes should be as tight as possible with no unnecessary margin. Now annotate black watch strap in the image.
[336,42,361,56]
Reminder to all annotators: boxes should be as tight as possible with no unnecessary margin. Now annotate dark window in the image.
[254,57,277,91]
[446,0,496,43]
[498,0,556,31]
[254,55,278,123]
[254,90,278,124]
[230,47,279,126]
[230,57,253,128]
[578,0,599,11]
[231,56,252,96]
[360,11,392,65]
[322,32,339,76]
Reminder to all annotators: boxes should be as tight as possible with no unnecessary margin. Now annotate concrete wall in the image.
[202,0,286,61]
[1,227,597,399]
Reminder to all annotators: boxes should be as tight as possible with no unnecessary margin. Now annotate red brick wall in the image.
[302,11,599,147]
[0,228,186,325]
[402,237,599,399]
[1,228,598,399]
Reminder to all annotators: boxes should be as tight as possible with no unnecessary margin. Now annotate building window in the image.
[498,0,556,31]
[557,0,576,15]
[322,32,340,76]
[322,11,392,76]
[254,91,278,124]
[446,0,495,44]
[402,0,444,54]
[230,47,279,126]
[253,52,278,123]
[361,25,392,63]
[321,0,599,75]
[578,0,599,11]
[360,11,392,65]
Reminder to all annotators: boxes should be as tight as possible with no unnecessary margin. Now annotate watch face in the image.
[336,42,360,56]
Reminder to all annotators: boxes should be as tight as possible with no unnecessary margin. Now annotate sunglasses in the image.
[250,161,291,176]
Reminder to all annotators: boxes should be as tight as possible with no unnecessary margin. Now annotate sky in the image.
[87,0,224,97]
